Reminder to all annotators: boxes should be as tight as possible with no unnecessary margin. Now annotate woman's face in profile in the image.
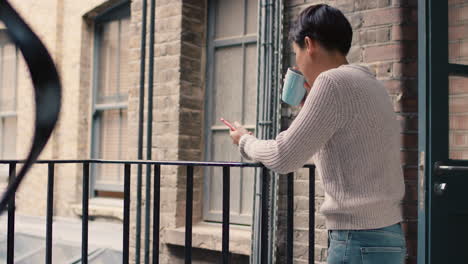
[292,42,308,75]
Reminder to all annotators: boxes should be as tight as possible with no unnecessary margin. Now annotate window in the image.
[0,31,17,179]
[91,3,130,197]
[204,0,258,225]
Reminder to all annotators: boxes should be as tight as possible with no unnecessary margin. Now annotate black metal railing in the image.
[0,0,318,263]
[0,159,315,264]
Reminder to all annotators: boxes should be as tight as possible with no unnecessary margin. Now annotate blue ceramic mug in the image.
[281,68,306,106]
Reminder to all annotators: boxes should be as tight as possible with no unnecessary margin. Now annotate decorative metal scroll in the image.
[0,0,61,213]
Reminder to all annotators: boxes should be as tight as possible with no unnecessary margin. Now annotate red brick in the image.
[392,25,417,41]
[384,80,405,94]
[450,132,468,147]
[450,115,468,130]
[393,62,417,78]
[403,167,418,181]
[449,0,466,4]
[402,202,417,218]
[450,150,465,159]
[347,46,362,63]
[362,8,406,27]
[335,0,355,13]
[405,238,418,260]
[450,117,456,130]
[384,80,417,96]
[348,13,364,29]
[459,6,468,21]
[372,62,393,78]
[401,150,418,165]
[397,114,418,131]
[404,181,418,201]
[449,42,460,62]
[402,133,418,149]
[359,27,391,44]
[401,221,417,235]
[391,0,417,7]
[449,76,468,94]
[449,7,459,26]
[394,97,418,113]
[355,0,391,11]
[364,44,403,62]
[460,40,468,57]
[449,25,468,41]
[449,133,455,147]
[449,96,468,113]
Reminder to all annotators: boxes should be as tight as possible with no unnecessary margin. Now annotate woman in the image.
[229,4,406,264]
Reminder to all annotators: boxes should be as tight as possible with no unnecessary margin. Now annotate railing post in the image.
[287,172,294,264]
[82,162,90,264]
[185,166,193,264]
[144,164,152,264]
[152,164,161,264]
[309,167,315,264]
[260,167,269,264]
[123,164,131,264]
[136,164,143,264]
[222,166,230,264]
[7,162,16,264]
[46,163,55,264]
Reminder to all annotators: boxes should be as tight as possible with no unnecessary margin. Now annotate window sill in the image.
[71,197,123,221]
[165,222,251,256]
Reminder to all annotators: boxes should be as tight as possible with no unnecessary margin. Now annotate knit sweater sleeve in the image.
[239,74,343,174]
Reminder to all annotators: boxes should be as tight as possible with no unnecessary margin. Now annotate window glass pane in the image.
[449,76,468,159]
[243,44,258,125]
[119,17,131,94]
[93,12,130,193]
[96,109,127,187]
[240,167,254,216]
[205,0,258,224]
[0,43,16,112]
[213,46,243,124]
[215,0,244,39]
[246,0,258,35]
[97,18,129,104]
[449,0,468,65]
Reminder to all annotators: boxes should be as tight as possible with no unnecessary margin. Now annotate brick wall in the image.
[6,0,134,243]
[128,0,208,262]
[280,0,419,263]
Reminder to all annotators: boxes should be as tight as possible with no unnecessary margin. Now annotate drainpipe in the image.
[144,0,156,263]
[136,0,148,263]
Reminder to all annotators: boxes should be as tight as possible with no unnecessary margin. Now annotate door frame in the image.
[418,0,468,263]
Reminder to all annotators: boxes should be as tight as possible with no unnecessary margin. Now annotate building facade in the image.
[0,0,429,263]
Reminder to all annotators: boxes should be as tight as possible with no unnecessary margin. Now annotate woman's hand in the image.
[290,66,311,107]
[229,122,253,145]
[300,81,312,107]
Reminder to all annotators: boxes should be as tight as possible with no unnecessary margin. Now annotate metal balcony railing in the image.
[0,0,317,263]
[0,160,316,264]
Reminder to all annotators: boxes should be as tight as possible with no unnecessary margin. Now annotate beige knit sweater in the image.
[239,64,405,230]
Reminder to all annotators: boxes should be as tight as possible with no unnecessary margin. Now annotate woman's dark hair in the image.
[290,4,352,55]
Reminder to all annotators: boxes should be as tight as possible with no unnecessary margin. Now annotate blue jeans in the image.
[327,223,406,264]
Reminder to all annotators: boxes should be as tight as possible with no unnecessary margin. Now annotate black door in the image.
[418,0,468,263]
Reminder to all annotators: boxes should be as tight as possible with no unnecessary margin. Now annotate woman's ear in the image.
[304,36,316,56]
